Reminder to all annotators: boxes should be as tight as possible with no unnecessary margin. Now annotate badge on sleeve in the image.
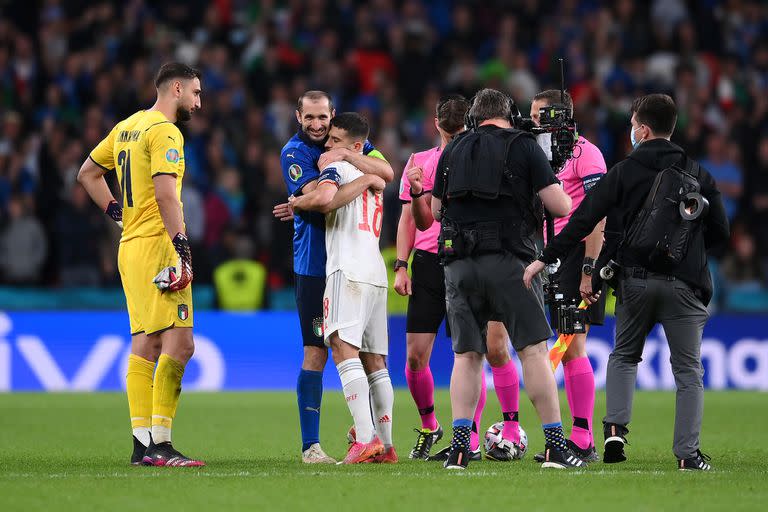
[166,148,180,163]
[289,164,303,181]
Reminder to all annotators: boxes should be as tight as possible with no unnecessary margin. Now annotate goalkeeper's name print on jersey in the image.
[90,110,186,243]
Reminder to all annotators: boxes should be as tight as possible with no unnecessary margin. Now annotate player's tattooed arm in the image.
[77,157,123,227]
[318,148,394,183]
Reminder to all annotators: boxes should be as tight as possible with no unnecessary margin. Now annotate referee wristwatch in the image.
[582,257,595,276]
[394,259,408,272]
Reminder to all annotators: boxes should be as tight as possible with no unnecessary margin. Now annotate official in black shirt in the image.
[524,94,729,471]
[430,88,586,470]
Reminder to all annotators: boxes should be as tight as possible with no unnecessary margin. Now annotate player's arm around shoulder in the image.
[319,144,394,183]
[289,162,343,214]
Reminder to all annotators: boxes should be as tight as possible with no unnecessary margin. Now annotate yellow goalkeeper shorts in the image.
[118,234,194,336]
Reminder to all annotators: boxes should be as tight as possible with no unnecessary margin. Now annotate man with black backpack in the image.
[523,94,730,471]
[431,89,585,470]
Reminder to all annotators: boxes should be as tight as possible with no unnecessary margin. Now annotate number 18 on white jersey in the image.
[318,161,388,287]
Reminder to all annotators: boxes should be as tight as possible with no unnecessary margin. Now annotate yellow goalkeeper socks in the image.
[126,354,156,446]
[152,354,185,444]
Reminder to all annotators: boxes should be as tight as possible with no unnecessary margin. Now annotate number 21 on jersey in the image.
[358,191,383,237]
[117,149,133,207]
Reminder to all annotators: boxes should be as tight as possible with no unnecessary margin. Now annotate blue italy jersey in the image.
[281,130,382,277]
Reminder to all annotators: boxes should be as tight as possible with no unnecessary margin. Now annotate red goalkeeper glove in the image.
[105,200,123,228]
[152,233,193,292]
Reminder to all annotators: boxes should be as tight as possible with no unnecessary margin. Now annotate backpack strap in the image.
[681,153,701,178]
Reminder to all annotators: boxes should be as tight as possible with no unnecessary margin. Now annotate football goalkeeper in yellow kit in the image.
[78,62,204,467]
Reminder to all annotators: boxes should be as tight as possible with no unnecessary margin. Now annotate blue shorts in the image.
[295,273,326,348]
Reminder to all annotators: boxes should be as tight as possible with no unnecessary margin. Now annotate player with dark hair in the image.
[291,112,395,463]
[274,92,393,463]
[77,62,204,467]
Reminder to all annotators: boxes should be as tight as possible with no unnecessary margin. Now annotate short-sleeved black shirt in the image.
[432,125,558,224]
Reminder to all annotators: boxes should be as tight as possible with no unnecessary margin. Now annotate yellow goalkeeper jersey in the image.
[89,110,185,242]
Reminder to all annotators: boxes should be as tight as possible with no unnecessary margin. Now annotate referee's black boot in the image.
[678,450,712,471]
[603,422,629,463]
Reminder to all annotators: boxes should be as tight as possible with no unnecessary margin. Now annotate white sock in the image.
[133,427,151,447]
[337,358,374,444]
[368,368,394,449]
[151,425,172,444]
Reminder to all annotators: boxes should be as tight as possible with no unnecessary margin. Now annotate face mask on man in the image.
[630,125,644,149]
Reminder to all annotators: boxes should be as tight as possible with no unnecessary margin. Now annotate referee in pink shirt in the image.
[530,90,608,464]
[394,95,489,460]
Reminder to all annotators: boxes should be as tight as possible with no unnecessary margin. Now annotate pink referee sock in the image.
[470,371,487,451]
[405,366,438,431]
[491,360,520,443]
[564,356,595,450]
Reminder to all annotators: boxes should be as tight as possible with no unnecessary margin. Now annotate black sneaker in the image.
[567,439,600,463]
[429,445,481,462]
[130,435,148,465]
[142,440,205,467]
[678,450,712,471]
[409,425,443,460]
[485,439,524,462]
[534,440,597,463]
[443,446,471,470]
[603,423,629,464]
[540,445,586,469]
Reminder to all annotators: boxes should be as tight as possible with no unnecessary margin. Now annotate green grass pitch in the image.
[0,390,766,511]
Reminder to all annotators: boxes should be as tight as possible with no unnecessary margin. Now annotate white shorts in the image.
[323,270,389,355]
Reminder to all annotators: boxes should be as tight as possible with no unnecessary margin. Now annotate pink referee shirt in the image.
[544,136,607,243]
[399,146,442,254]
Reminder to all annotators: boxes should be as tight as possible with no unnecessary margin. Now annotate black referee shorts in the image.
[547,241,607,329]
[406,250,450,336]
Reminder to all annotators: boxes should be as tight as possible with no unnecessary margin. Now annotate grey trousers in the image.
[604,274,709,459]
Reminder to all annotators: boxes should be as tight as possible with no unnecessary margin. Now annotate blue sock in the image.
[298,369,323,451]
[450,418,473,450]
[543,421,568,451]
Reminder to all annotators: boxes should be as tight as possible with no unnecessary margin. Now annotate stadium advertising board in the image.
[0,311,765,392]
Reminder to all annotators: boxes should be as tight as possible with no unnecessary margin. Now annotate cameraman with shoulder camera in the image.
[524,94,730,471]
[431,88,586,470]
[530,90,608,464]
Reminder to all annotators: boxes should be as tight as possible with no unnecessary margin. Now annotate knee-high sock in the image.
[297,369,323,451]
[492,360,520,443]
[564,357,595,449]
[337,358,374,443]
[368,369,394,448]
[470,371,487,451]
[405,366,438,431]
[152,354,185,444]
[126,354,155,446]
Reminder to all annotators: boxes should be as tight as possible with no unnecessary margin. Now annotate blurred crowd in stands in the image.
[0,0,767,311]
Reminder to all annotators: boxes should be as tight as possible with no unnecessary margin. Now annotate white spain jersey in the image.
[318,160,388,287]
